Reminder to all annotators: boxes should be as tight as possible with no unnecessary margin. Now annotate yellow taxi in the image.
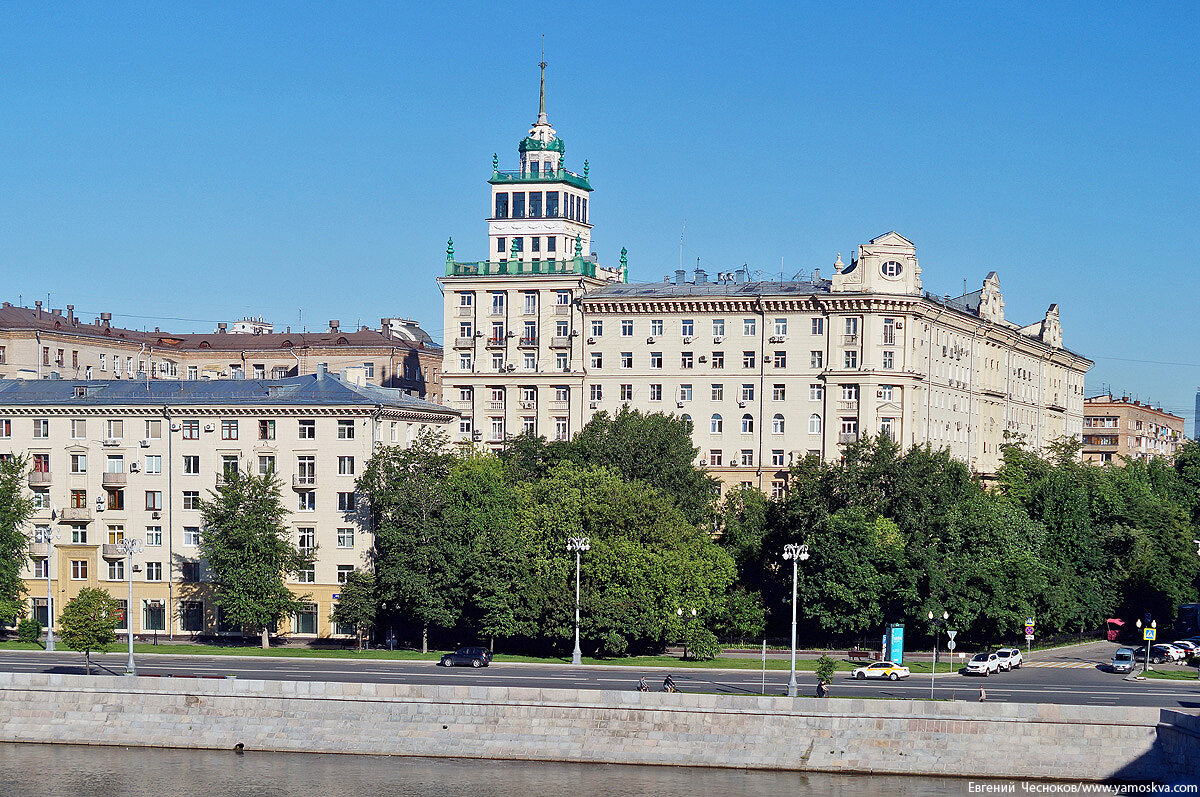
[850,661,911,680]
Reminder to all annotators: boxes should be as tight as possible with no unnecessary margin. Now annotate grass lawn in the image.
[0,640,959,672]
[1142,668,1200,681]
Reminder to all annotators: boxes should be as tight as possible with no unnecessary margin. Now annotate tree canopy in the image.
[0,455,35,623]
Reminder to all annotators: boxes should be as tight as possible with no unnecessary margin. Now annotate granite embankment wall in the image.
[0,672,1195,782]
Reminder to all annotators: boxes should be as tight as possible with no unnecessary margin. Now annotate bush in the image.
[686,626,721,661]
[16,618,41,644]
[815,654,837,686]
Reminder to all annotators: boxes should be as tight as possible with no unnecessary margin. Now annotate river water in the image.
[0,742,1032,796]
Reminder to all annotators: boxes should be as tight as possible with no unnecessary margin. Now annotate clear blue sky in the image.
[2,3,1198,430]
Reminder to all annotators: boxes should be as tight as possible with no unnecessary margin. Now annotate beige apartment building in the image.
[0,303,442,403]
[1,368,456,639]
[1082,394,1185,463]
[439,80,1093,491]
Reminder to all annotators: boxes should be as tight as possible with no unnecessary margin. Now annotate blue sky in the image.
[2,3,1197,430]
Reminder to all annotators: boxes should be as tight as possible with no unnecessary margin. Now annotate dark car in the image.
[439,646,492,668]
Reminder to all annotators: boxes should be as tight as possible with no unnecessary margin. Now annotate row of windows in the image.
[3,418,359,441]
[31,484,359,514]
[494,191,587,223]
[27,454,356,477]
[455,349,896,372]
[460,383,898,404]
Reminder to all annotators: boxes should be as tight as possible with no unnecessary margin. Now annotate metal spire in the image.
[537,35,548,123]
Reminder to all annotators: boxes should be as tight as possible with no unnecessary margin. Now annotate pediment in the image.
[868,231,915,247]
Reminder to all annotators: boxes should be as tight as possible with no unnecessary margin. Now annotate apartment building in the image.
[1082,394,1185,463]
[0,304,442,402]
[1,368,456,639]
[439,72,1093,490]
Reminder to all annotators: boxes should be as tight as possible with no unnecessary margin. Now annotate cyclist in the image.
[663,674,677,693]
[637,676,649,692]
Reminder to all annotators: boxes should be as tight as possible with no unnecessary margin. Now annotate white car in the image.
[965,652,1000,676]
[1158,644,1188,662]
[994,647,1023,671]
[1171,640,1199,655]
[850,661,911,680]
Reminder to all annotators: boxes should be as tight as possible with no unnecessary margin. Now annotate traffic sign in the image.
[946,630,957,641]
[1144,628,1157,641]
[1024,624,1035,635]
[947,640,957,651]
[1025,617,1035,627]
[1024,634,1034,641]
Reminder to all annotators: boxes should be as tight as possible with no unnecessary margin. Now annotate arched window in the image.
[808,414,822,434]
[680,413,692,426]
[741,414,754,434]
[772,414,785,434]
[710,414,723,434]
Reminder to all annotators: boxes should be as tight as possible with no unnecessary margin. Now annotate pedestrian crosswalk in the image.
[1024,661,1099,669]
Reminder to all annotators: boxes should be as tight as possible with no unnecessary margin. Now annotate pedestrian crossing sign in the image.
[1144,628,1156,641]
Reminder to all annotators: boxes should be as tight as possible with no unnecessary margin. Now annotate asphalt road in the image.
[0,641,1198,708]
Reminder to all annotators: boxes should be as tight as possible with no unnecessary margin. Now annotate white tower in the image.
[486,60,595,271]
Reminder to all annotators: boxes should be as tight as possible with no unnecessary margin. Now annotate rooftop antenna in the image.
[537,35,547,123]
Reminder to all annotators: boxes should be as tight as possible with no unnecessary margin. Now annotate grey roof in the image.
[587,279,832,299]
[0,372,456,415]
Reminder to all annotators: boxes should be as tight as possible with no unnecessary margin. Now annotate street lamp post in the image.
[38,528,61,652]
[567,537,590,666]
[1136,618,1156,672]
[927,609,949,699]
[114,538,144,675]
[782,543,810,698]
[676,607,697,659]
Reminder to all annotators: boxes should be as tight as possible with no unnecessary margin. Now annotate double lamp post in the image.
[782,543,810,698]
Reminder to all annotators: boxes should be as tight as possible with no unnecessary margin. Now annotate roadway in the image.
[0,641,1197,708]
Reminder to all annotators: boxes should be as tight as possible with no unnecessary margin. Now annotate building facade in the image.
[439,72,1093,489]
[1,369,456,639]
[0,304,443,403]
[1082,394,1185,463]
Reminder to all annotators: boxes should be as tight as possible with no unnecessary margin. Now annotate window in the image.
[107,419,124,439]
[740,450,754,466]
[221,455,238,480]
[879,384,894,401]
[841,384,859,401]
[183,527,201,546]
[679,384,693,402]
[709,450,723,466]
[296,455,315,486]
[553,417,568,441]
[182,420,199,440]
[338,456,354,475]
[650,319,663,336]
[182,490,200,510]
[298,419,316,439]
[182,455,200,475]
[33,558,48,579]
[810,351,823,369]
[810,383,824,400]
[220,419,238,440]
[337,528,355,548]
[145,562,163,582]
[620,352,633,369]
[773,351,786,368]
[741,384,755,401]
[741,414,754,434]
[70,489,86,509]
[845,317,859,336]
[844,350,858,369]
[460,353,473,370]
[649,352,662,369]
[179,601,203,632]
[772,384,786,401]
[143,599,166,631]
[711,414,723,434]
[771,450,785,467]
[590,320,603,337]
[770,480,786,499]
[809,414,822,434]
[589,384,603,401]
[145,527,162,547]
[772,414,785,434]
[259,420,276,440]
[298,528,316,551]
[882,351,894,369]
[621,320,634,336]
[33,419,49,438]
[181,562,201,583]
[31,453,49,474]
[144,455,161,474]
[337,420,355,439]
[712,319,725,337]
[774,319,787,336]
[145,491,162,511]
[71,560,88,580]
[880,417,895,439]
[620,384,633,401]
[882,260,902,277]
[106,489,124,511]
[711,351,724,368]
[556,290,571,306]
[293,603,317,633]
[681,352,694,369]
[840,418,859,436]
[743,319,756,336]
[0,419,8,438]
[337,492,356,512]
[590,352,602,369]
[711,384,724,401]
[186,365,198,380]
[681,319,694,337]
[297,491,315,511]
[71,419,86,439]
[70,525,87,543]
[811,318,824,335]
[108,559,125,581]
[648,384,662,401]
[554,386,570,402]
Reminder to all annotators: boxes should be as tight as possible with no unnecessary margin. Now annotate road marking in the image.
[1024,662,1098,669]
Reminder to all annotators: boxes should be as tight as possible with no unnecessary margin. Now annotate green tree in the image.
[0,455,35,623]
[198,469,311,649]
[329,569,376,650]
[58,587,121,674]
[358,428,461,652]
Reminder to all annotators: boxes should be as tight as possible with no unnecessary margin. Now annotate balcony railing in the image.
[28,542,48,558]
[456,306,473,317]
[839,432,859,444]
[101,544,125,559]
[836,400,859,412]
[101,472,127,487]
[486,337,506,348]
[549,337,571,348]
[445,257,613,279]
[842,334,859,346]
[454,337,475,348]
[452,401,472,411]
[489,167,592,191]
[62,507,92,522]
[548,400,570,410]
[487,401,505,410]
[293,474,316,489]
[28,471,51,487]
[518,336,539,347]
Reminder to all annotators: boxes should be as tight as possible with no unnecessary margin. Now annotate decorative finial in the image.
[492,153,498,172]
[537,37,548,123]
[574,234,583,257]
[446,238,454,260]
[511,238,519,256]
[833,252,844,273]
[583,159,589,178]
[619,246,628,268]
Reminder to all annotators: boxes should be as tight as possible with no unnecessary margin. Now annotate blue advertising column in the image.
[885,623,905,665]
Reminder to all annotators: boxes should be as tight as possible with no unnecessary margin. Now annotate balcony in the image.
[485,337,506,348]
[839,432,859,444]
[452,401,472,411]
[453,337,476,348]
[292,474,317,489]
[455,307,473,317]
[518,336,539,348]
[549,337,571,349]
[445,258,609,279]
[28,542,48,558]
[548,400,570,411]
[101,544,125,559]
[487,401,505,410]
[61,507,92,522]
[489,166,592,191]
[101,472,127,488]
[28,471,51,488]
[842,334,859,346]
[836,400,859,412]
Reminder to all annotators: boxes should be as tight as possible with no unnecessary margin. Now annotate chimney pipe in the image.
[100,312,111,328]
[66,305,75,323]
[35,301,42,318]
[674,269,686,285]
[316,362,327,381]
[329,320,340,332]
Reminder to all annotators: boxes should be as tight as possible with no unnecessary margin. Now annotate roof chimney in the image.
[674,269,686,285]
[66,305,75,323]
[735,268,747,284]
[329,320,340,332]
[100,312,111,328]
[315,362,327,381]
[217,322,227,333]
[695,269,708,284]
[34,300,42,318]
[380,318,392,337]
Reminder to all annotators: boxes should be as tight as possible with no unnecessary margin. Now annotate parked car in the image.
[1157,644,1188,662]
[994,647,1023,671]
[439,646,493,668]
[851,661,911,680]
[1111,648,1136,673]
[965,652,1000,676]
[1170,640,1199,655]
[1136,644,1183,665]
